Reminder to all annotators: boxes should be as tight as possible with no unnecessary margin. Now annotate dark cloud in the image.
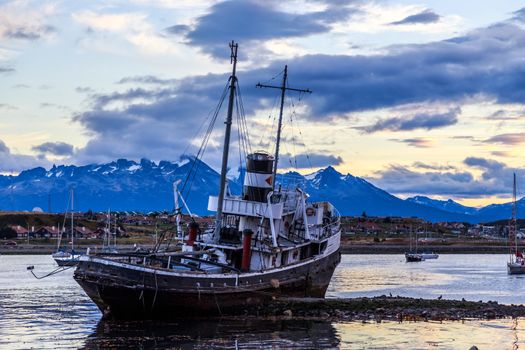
[5,25,56,40]
[361,109,459,133]
[72,16,525,166]
[390,10,440,25]
[0,67,15,74]
[483,133,525,145]
[491,151,510,157]
[13,84,29,89]
[487,109,522,120]
[281,152,343,169]
[372,157,520,197]
[32,142,74,156]
[412,162,456,171]
[165,24,190,36]
[174,0,357,59]
[0,140,49,172]
[513,8,525,22]
[393,138,433,148]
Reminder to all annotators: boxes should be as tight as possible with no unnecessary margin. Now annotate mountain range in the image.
[0,157,521,224]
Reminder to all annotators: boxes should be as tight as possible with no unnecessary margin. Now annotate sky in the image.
[1,0,525,207]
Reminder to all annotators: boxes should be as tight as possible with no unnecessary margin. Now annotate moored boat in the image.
[53,188,81,266]
[507,173,525,274]
[405,252,424,262]
[73,42,342,318]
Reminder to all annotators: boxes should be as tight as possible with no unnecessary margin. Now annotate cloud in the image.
[412,162,456,171]
[116,75,177,85]
[32,142,74,156]
[4,24,56,40]
[483,133,525,145]
[0,1,57,41]
[393,138,433,148]
[71,13,525,166]
[371,157,520,198]
[361,109,459,133]
[513,8,525,22]
[281,152,343,169]
[390,10,440,25]
[491,151,510,157]
[174,0,357,59]
[0,140,49,173]
[0,103,18,110]
[0,67,15,74]
[72,10,181,55]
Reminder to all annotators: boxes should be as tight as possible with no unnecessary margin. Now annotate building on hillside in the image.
[10,225,28,239]
[35,226,62,238]
[73,226,96,239]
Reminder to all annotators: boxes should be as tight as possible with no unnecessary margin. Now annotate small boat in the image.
[507,173,525,274]
[100,209,118,254]
[405,252,424,262]
[73,42,342,318]
[52,188,81,266]
[405,225,424,262]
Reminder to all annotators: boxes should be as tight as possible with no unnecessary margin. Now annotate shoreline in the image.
[244,296,525,322]
[0,243,512,255]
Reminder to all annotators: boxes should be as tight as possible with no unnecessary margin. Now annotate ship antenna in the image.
[213,41,238,242]
[256,65,311,190]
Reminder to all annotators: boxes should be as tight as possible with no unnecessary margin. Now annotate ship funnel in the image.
[244,152,274,202]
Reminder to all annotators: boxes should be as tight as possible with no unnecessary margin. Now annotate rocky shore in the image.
[243,296,525,322]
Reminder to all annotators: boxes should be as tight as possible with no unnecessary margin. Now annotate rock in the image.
[469,346,479,350]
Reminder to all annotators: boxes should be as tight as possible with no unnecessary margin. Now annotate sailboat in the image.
[73,42,342,318]
[405,225,424,262]
[507,173,524,274]
[100,210,118,254]
[52,188,81,266]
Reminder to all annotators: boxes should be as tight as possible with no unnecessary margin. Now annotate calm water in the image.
[1,254,525,349]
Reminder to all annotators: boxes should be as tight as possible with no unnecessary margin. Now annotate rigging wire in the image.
[180,80,230,200]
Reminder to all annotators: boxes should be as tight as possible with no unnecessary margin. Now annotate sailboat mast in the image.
[513,173,517,254]
[214,41,238,240]
[71,189,74,249]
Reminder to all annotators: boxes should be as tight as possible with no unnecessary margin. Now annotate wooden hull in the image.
[74,248,341,319]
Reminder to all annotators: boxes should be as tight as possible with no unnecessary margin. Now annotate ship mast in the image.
[511,172,518,259]
[214,41,238,241]
[256,65,311,189]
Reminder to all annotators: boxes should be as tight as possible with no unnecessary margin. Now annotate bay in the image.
[1,254,524,349]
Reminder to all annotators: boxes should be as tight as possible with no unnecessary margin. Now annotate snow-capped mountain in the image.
[0,158,520,223]
[405,196,478,215]
[0,156,239,214]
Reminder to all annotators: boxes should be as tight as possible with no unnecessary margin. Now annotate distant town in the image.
[1,210,521,251]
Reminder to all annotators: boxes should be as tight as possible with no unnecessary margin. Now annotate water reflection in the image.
[327,254,525,304]
[82,318,340,349]
[4,254,525,349]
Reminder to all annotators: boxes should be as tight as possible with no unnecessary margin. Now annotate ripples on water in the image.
[1,254,525,349]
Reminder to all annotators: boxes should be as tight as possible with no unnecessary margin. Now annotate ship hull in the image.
[507,262,525,275]
[74,248,341,319]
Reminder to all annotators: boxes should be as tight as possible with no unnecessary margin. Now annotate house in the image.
[10,225,28,239]
[74,226,96,239]
[35,226,62,238]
